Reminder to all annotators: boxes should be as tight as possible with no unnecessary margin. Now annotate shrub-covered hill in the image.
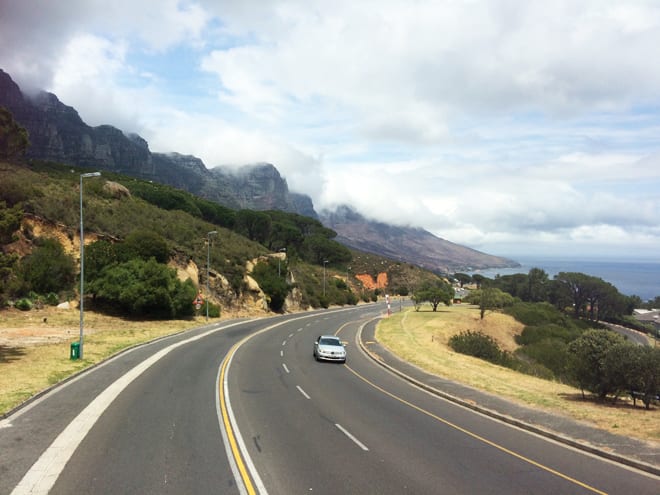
[0,160,447,316]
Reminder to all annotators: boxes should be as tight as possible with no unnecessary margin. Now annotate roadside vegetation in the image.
[377,305,659,441]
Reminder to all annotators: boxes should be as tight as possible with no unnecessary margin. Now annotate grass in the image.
[0,307,201,415]
[376,304,659,443]
[2,303,658,445]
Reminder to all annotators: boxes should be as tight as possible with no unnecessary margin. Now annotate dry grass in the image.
[376,304,659,443]
[0,307,204,415]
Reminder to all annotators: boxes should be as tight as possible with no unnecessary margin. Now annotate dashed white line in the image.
[282,363,290,374]
[280,350,284,357]
[335,424,369,451]
[288,333,294,338]
[282,340,287,346]
[296,386,310,399]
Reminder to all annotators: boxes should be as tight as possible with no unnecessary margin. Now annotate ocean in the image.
[467,257,660,302]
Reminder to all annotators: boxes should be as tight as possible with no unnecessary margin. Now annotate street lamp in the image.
[206,231,217,321]
[323,260,328,297]
[278,247,286,277]
[79,171,101,359]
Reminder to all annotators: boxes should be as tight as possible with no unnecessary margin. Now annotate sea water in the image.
[467,257,660,301]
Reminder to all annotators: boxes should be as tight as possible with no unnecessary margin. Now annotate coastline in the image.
[468,257,660,301]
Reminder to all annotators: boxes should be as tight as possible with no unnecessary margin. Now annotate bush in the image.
[43,292,59,306]
[17,237,76,295]
[515,324,580,346]
[14,298,32,311]
[449,330,504,364]
[504,302,567,327]
[89,258,197,319]
[516,338,571,379]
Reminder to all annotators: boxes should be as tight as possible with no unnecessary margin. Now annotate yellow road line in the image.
[219,343,256,495]
[345,364,608,495]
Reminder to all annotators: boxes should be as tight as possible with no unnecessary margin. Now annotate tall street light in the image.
[278,247,286,277]
[206,230,217,321]
[79,171,101,359]
[323,260,328,297]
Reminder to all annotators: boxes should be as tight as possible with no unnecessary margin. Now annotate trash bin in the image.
[70,341,80,360]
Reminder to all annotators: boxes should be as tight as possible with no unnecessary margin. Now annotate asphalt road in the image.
[1,303,658,494]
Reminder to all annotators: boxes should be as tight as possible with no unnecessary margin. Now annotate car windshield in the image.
[319,337,341,346]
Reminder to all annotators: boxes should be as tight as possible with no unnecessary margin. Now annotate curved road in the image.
[1,303,657,494]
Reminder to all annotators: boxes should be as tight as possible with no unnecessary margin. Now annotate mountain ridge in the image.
[0,68,518,272]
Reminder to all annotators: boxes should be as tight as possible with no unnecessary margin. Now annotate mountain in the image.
[0,68,517,272]
[320,205,515,273]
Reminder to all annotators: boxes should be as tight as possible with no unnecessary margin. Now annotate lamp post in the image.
[206,230,217,321]
[278,247,286,277]
[323,260,328,297]
[79,171,101,359]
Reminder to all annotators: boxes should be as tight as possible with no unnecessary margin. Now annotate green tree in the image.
[453,273,472,287]
[17,237,76,295]
[526,268,549,302]
[567,329,626,399]
[413,280,454,311]
[622,345,660,409]
[468,286,515,319]
[89,258,196,318]
[235,210,272,245]
[0,107,30,159]
[122,230,170,263]
[0,201,22,244]
[252,259,290,312]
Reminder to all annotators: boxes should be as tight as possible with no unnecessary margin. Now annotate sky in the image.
[1,0,660,262]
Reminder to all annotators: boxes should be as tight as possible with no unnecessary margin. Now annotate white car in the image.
[313,335,346,363]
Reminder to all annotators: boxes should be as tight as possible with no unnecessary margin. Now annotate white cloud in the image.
[1,0,660,260]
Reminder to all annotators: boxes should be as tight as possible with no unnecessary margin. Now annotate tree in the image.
[471,274,488,289]
[469,286,515,319]
[413,280,454,311]
[567,329,626,399]
[0,201,22,244]
[122,230,170,263]
[453,273,472,287]
[88,258,196,318]
[526,268,549,302]
[17,237,76,295]
[624,346,660,409]
[252,259,290,312]
[0,107,29,159]
[235,210,272,245]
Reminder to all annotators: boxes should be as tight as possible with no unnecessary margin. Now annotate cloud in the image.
[2,0,660,259]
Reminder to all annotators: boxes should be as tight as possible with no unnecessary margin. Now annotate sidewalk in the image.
[359,319,660,476]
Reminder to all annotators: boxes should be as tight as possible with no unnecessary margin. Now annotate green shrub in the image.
[516,338,571,379]
[14,298,32,311]
[504,302,567,326]
[515,324,579,346]
[45,292,59,306]
[449,330,503,364]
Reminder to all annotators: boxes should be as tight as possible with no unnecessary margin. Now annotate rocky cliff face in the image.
[1,69,517,272]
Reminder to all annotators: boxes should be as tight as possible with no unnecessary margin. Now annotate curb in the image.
[357,318,660,477]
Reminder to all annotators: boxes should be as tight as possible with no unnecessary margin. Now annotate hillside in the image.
[321,205,517,273]
[1,68,517,273]
[0,161,448,314]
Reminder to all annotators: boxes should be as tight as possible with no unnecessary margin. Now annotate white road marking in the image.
[10,321,248,495]
[296,386,310,400]
[280,350,284,357]
[335,424,369,451]
[288,333,294,338]
[282,340,287,346]
[282,363,290,374]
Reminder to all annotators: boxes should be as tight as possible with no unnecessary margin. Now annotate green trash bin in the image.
[70,341,80,360]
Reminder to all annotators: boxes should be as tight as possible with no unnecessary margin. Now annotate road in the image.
[1,303,658,494]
